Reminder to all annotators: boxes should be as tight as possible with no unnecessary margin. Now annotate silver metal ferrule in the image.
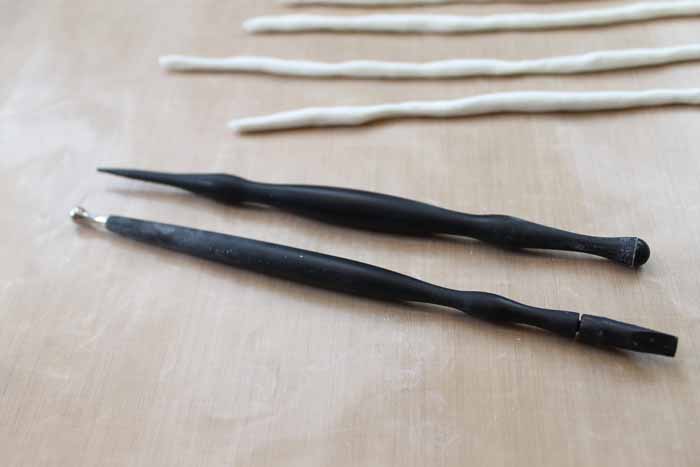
[70,206,109,230]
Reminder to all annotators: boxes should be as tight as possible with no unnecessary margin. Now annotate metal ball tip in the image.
[70,206,108,228]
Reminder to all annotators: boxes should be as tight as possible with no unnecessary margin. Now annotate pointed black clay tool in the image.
[99,168,650,268]
[70,206,676,357]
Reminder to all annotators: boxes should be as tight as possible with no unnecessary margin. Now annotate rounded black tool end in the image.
[633,238,651,268]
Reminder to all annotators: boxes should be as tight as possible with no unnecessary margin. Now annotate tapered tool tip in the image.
[98,168,169,184]
[97,168,128,176]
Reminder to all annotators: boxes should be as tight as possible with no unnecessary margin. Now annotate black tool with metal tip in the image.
[70,206,676,357]
[99,168,650,268]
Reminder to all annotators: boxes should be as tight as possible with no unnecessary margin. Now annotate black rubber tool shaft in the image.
[99,168,650,268]
[100,213,676,357]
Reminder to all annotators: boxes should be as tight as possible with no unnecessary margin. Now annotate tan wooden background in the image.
[2,1,699,466]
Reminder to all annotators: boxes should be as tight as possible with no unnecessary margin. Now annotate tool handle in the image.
[252,182,647,268]
[105,215,581,337]
[99,169,650,268]
[67,206,675,357]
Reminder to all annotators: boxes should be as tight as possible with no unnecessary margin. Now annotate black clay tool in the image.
[99,168,650,268]
[70,206,676,357]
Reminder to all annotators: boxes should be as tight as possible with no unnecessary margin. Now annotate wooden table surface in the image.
[2,1,699,466]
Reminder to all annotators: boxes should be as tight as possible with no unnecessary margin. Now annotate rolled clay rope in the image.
[228,89,700,133]
[245,1,700,33]
[160,44,700,79]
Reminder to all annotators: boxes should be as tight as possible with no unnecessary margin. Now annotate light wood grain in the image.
[1,1,699,466]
